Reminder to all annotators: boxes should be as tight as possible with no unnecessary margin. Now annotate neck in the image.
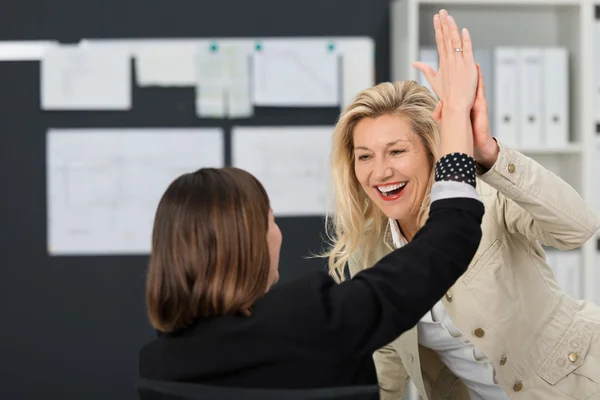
[396,217,418,242]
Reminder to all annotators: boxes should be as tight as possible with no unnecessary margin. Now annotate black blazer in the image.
[139,197,484,390]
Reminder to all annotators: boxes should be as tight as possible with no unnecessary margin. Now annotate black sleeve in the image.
[316,152,483,356]
[262,153,483,357]
[322,196,484,357]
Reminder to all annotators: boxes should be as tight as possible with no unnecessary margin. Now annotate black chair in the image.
[137,378,380,400]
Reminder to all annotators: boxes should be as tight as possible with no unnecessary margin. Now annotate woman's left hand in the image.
[414,35,499,169]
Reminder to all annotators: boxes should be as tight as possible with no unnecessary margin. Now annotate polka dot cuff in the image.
[435,153,477,188]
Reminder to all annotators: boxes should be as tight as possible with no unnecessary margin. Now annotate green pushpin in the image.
[210,42,218,52]
[255,42,262,51]
[327,42,335,52]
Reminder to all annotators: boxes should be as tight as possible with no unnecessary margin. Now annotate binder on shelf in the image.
[595,21,600,123]
[596,137,600,218]
[493,47,519,147]
[542,47,569,147]
[517,48,543,149]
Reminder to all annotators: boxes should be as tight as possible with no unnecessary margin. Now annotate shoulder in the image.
[257,272,336,315]
[348,235,393,278]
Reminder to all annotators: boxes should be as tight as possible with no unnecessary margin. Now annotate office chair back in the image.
[137,378,379,400]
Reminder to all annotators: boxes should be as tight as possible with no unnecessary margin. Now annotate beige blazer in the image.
[348,141,600,400]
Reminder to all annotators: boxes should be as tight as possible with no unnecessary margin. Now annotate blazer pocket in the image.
[537,322,600,399]
[461,239,502,286]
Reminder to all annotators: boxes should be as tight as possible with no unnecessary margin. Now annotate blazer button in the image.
[445,292,452,302]
[513,381,523,392]
[474,328,485,338]
[508,163,516,174]
[568,352,579,363]
[499,355,507,365]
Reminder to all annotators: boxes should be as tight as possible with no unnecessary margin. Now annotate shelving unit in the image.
[391,0,598,304]
[594,5,600,307]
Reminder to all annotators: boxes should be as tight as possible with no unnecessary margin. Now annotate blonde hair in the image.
[323,81,440,282]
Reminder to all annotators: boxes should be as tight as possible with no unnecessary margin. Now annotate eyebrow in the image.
[354,139,409,151]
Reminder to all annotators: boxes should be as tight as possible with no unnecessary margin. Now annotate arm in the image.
[327,15,482,358]
[325,179,483,357]
[416,40,599,248]
[480,140,600,249]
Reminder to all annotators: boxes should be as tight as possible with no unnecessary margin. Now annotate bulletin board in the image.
[0,0,391,399]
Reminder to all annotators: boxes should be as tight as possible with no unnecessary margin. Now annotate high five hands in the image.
[413,9,500,169]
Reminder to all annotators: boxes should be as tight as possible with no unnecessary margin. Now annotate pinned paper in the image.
[231,125,333,216]
[251,41,340,107]
[46,127,225,255]
[196,42,253,119]
[135,42,198,87]
[41,45,132,110]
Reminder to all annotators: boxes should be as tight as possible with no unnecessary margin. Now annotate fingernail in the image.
[448,15,454,22]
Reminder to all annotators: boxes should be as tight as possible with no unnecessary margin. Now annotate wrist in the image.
[439,113,474,159]
[442,104,472,116]
[476,138,499,170]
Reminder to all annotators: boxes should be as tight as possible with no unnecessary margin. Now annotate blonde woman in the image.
[324,9,600,400]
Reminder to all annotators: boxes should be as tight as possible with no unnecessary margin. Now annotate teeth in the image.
[377,182,406,193]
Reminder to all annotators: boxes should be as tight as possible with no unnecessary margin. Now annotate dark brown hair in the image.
[146,167,271,333]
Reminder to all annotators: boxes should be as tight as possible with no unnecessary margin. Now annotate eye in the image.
[390,149,405,156]
[357,154,371,161]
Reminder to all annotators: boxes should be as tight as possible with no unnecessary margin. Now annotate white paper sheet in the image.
[134,42,198,87]
[225,51,252,119]
[231,126,333,216]
[196,43,253,119]
[251,41,340,107]
[47,128,224,255]
[335,38,375,109]
[41,45,131,110]
[0,40,58,61]
[53,37,374,111]
[196,85,226,118]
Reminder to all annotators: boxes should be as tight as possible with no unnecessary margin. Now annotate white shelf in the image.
[417,0,581,4]
[517,144,582,154]
[391,0,598,303]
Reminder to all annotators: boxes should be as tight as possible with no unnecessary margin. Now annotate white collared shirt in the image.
[389,217,509,400]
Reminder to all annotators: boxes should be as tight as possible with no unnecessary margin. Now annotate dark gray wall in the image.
[0,1,391,398]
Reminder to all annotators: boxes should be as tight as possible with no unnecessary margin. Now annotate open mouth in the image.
[376,182,407,200]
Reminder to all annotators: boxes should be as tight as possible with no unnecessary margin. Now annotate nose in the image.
[373,158,393,182]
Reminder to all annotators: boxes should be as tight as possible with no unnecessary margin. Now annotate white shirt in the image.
[389,218,509,400]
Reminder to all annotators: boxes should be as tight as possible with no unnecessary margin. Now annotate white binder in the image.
[493,47,519,147]
[595,21,600,123]
[517,48,543,149]
[542,47,569,148]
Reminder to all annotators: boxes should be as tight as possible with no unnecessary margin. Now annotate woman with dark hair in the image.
[139,10,483,393]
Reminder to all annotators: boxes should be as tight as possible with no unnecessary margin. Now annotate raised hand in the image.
[429,61,499,168]
[432,10,478,112]
[415,10,497,165]
[423,10,477,159]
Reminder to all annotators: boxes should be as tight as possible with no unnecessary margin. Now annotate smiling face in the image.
[353,114,432,226]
